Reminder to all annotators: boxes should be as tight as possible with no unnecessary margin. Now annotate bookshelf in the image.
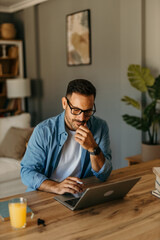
[0,40,24,116]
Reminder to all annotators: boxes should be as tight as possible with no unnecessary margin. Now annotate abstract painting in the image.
[66,9,91,66]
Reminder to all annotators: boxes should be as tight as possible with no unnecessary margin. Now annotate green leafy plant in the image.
[122,64,160,145]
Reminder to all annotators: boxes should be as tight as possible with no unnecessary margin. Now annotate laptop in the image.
[54,177,140,210]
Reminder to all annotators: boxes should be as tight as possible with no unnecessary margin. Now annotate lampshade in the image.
[6,78,31,98]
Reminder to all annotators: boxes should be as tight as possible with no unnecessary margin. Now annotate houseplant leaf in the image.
[143,101,156,117]
[128,64,155,92]
[122,64,160,145]
[121,96,140,109]
[143,102,160,144]
[122,114,149,132]
[148,75,160,99]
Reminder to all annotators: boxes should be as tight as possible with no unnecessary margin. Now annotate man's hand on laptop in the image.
[54,177,84,194]
[39,177,84,195]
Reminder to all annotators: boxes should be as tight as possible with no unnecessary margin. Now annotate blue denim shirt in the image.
[21,111,112,191]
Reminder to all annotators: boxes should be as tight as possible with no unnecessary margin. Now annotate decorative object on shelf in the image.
[1,45,7,57]
[66,9,91,66]
[6,78,31,113]
[121,64,160,162]
[8,46,18,58]
[0,43,20,76]
[0,23,16,40]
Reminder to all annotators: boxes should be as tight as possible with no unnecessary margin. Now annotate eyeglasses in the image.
[66,97,96,117]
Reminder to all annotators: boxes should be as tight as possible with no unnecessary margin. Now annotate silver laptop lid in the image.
[54,177,141,210]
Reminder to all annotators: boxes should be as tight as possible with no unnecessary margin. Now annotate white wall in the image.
[145,0,160,77]
[120,0,142,167]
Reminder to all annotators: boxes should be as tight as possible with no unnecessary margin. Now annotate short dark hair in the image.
[66,79,96,99]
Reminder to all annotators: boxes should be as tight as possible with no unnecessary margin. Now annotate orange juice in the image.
[9,200,27,229]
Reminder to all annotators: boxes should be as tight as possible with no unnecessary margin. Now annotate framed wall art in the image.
[66,9,91,66]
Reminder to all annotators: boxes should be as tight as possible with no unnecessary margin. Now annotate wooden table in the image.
[1,159,160,240]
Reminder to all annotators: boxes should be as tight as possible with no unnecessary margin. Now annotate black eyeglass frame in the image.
[66,97,96,117]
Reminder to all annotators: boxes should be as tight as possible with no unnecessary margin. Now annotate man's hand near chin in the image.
[75,123,105,172]
[38,177,84,195]
[74,123,98,152]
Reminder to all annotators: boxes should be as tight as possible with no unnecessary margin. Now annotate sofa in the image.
[0,113,32,199]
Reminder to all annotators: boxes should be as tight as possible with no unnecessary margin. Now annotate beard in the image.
[65,114,87,131]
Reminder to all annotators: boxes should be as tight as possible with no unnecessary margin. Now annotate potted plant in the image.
[122,64,160,161]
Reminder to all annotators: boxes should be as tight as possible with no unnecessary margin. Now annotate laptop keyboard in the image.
[65,198,80,207]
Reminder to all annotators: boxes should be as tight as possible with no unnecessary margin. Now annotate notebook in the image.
[54,177,140,211]
[0,199,34,221]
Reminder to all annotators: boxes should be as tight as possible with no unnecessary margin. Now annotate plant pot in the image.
[142,143,160,162]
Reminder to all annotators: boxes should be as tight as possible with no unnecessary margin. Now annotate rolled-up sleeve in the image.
[91,119,112,181]
[21,126,48,190]
[91,158,112,181]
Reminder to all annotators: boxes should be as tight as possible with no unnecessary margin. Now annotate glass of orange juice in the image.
[8,197,27,229]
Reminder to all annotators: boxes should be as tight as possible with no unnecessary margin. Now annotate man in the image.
[21,79,112,195]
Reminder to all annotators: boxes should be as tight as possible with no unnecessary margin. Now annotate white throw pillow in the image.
[0,113,31,144]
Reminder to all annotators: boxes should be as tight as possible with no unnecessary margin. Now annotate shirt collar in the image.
[58,111,66,135]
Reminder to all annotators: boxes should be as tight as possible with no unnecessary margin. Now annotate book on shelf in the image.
[0,97,5,109]
[11,59,19,76]
[0,81,5,95]
[7,99,16,110]
[3,99,9,109]
[0,99,17,111]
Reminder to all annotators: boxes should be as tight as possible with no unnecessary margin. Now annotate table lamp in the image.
[6,78,31,112]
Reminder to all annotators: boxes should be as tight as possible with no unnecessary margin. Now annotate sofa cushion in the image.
[0,178,27,198]
[0,157,22,183]
[0,127,33,160]
[0,113,31,144]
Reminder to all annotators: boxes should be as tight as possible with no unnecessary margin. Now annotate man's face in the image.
[62,93,95,131]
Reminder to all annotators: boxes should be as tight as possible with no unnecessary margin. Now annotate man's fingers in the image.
[75,133,85,142]
[76,128,88,139]
[78,124,89,132]
[76,128,88,137]
[67,176,83,183]
[63,187,78,194]
[66,177,84,187]
[64,180,83,191]
[56,177,85,194]
[76,127,89,136]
